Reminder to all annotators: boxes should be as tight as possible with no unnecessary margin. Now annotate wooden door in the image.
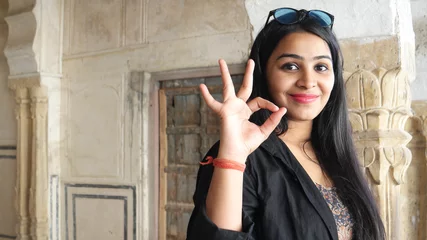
[159,75,242,240]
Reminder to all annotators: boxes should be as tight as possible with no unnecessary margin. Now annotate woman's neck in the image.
[279,119,313,145]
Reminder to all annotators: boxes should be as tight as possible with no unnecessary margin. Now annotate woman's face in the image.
[266,31,334,122]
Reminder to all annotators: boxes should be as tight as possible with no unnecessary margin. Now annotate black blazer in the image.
[186,134,339,240]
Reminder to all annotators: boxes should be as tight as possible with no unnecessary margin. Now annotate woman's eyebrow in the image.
[313,55,332,61]
[276,53,332,61]
[276,53,303,60]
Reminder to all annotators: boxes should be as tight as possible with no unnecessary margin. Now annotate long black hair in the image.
[248,19,386,240]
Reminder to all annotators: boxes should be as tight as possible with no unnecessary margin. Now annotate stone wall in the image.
[0,0,18,238]
[411,0,427,100]
[405,101,427,240]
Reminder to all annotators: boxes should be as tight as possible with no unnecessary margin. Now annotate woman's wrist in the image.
[217,148,248,164]
[200,156,246,172]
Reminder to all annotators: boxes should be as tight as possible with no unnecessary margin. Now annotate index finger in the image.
[219,59,236,101]
[236,59,254,101]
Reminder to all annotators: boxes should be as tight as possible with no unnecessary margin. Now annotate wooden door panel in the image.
[159,76,242,240]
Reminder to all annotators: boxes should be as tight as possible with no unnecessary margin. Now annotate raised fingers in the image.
[199,84,222,113]
[219,59,236,101]
[236,59,254,101]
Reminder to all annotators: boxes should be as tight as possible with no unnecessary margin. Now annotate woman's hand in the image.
[200,59,287,163]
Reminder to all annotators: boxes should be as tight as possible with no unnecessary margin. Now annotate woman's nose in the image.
[297,69,317,89]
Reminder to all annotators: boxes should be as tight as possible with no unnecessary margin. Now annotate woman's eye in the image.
[315,64,329,72]
[281,63,299,71]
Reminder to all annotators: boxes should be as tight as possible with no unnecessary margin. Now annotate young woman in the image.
[186,8,385,240]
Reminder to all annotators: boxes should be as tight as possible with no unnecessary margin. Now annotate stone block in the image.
[147,0,248,42]
[64,184,135,240]
[341,36,399,72]
[67,0,124,54]
[68,74,125,179]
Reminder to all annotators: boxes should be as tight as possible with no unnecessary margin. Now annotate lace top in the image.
[315,183,354,240]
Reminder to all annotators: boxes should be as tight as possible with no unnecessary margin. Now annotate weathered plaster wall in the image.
[411,0,427,100]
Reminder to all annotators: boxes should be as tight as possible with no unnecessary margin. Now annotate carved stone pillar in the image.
[8,80,49,240]
[29,86,48,240]
[345,68,412,240]
[12,87,32,240]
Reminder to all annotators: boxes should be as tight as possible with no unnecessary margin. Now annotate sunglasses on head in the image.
[264,8,334,29]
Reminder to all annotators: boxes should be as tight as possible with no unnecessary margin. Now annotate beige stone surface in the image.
[405,100,427,240]
[341,36,399,72]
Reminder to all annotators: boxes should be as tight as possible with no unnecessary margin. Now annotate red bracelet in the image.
[200,156,246,172]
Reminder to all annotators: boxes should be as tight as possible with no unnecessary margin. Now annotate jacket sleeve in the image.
[186,142,259,240]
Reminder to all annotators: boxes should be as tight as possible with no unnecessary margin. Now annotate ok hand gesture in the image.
[200,59,287,163]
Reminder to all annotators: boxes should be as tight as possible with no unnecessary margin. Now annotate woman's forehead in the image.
[273,32,332,59]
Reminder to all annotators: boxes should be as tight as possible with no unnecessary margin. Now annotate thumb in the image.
[258,107,287,138]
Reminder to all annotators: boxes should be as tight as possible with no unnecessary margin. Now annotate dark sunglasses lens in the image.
[274,8,298,24]
[308,10,332,27]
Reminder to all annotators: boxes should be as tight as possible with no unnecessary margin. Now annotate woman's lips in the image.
[289,94,319,103]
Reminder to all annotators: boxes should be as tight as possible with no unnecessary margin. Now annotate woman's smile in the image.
[289,93,320,104]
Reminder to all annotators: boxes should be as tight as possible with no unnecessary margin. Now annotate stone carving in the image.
[344,68,412,240]
[9,76,42,90]
[345,68,412,184]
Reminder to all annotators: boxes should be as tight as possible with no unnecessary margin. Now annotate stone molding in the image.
[4,0,38,77]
